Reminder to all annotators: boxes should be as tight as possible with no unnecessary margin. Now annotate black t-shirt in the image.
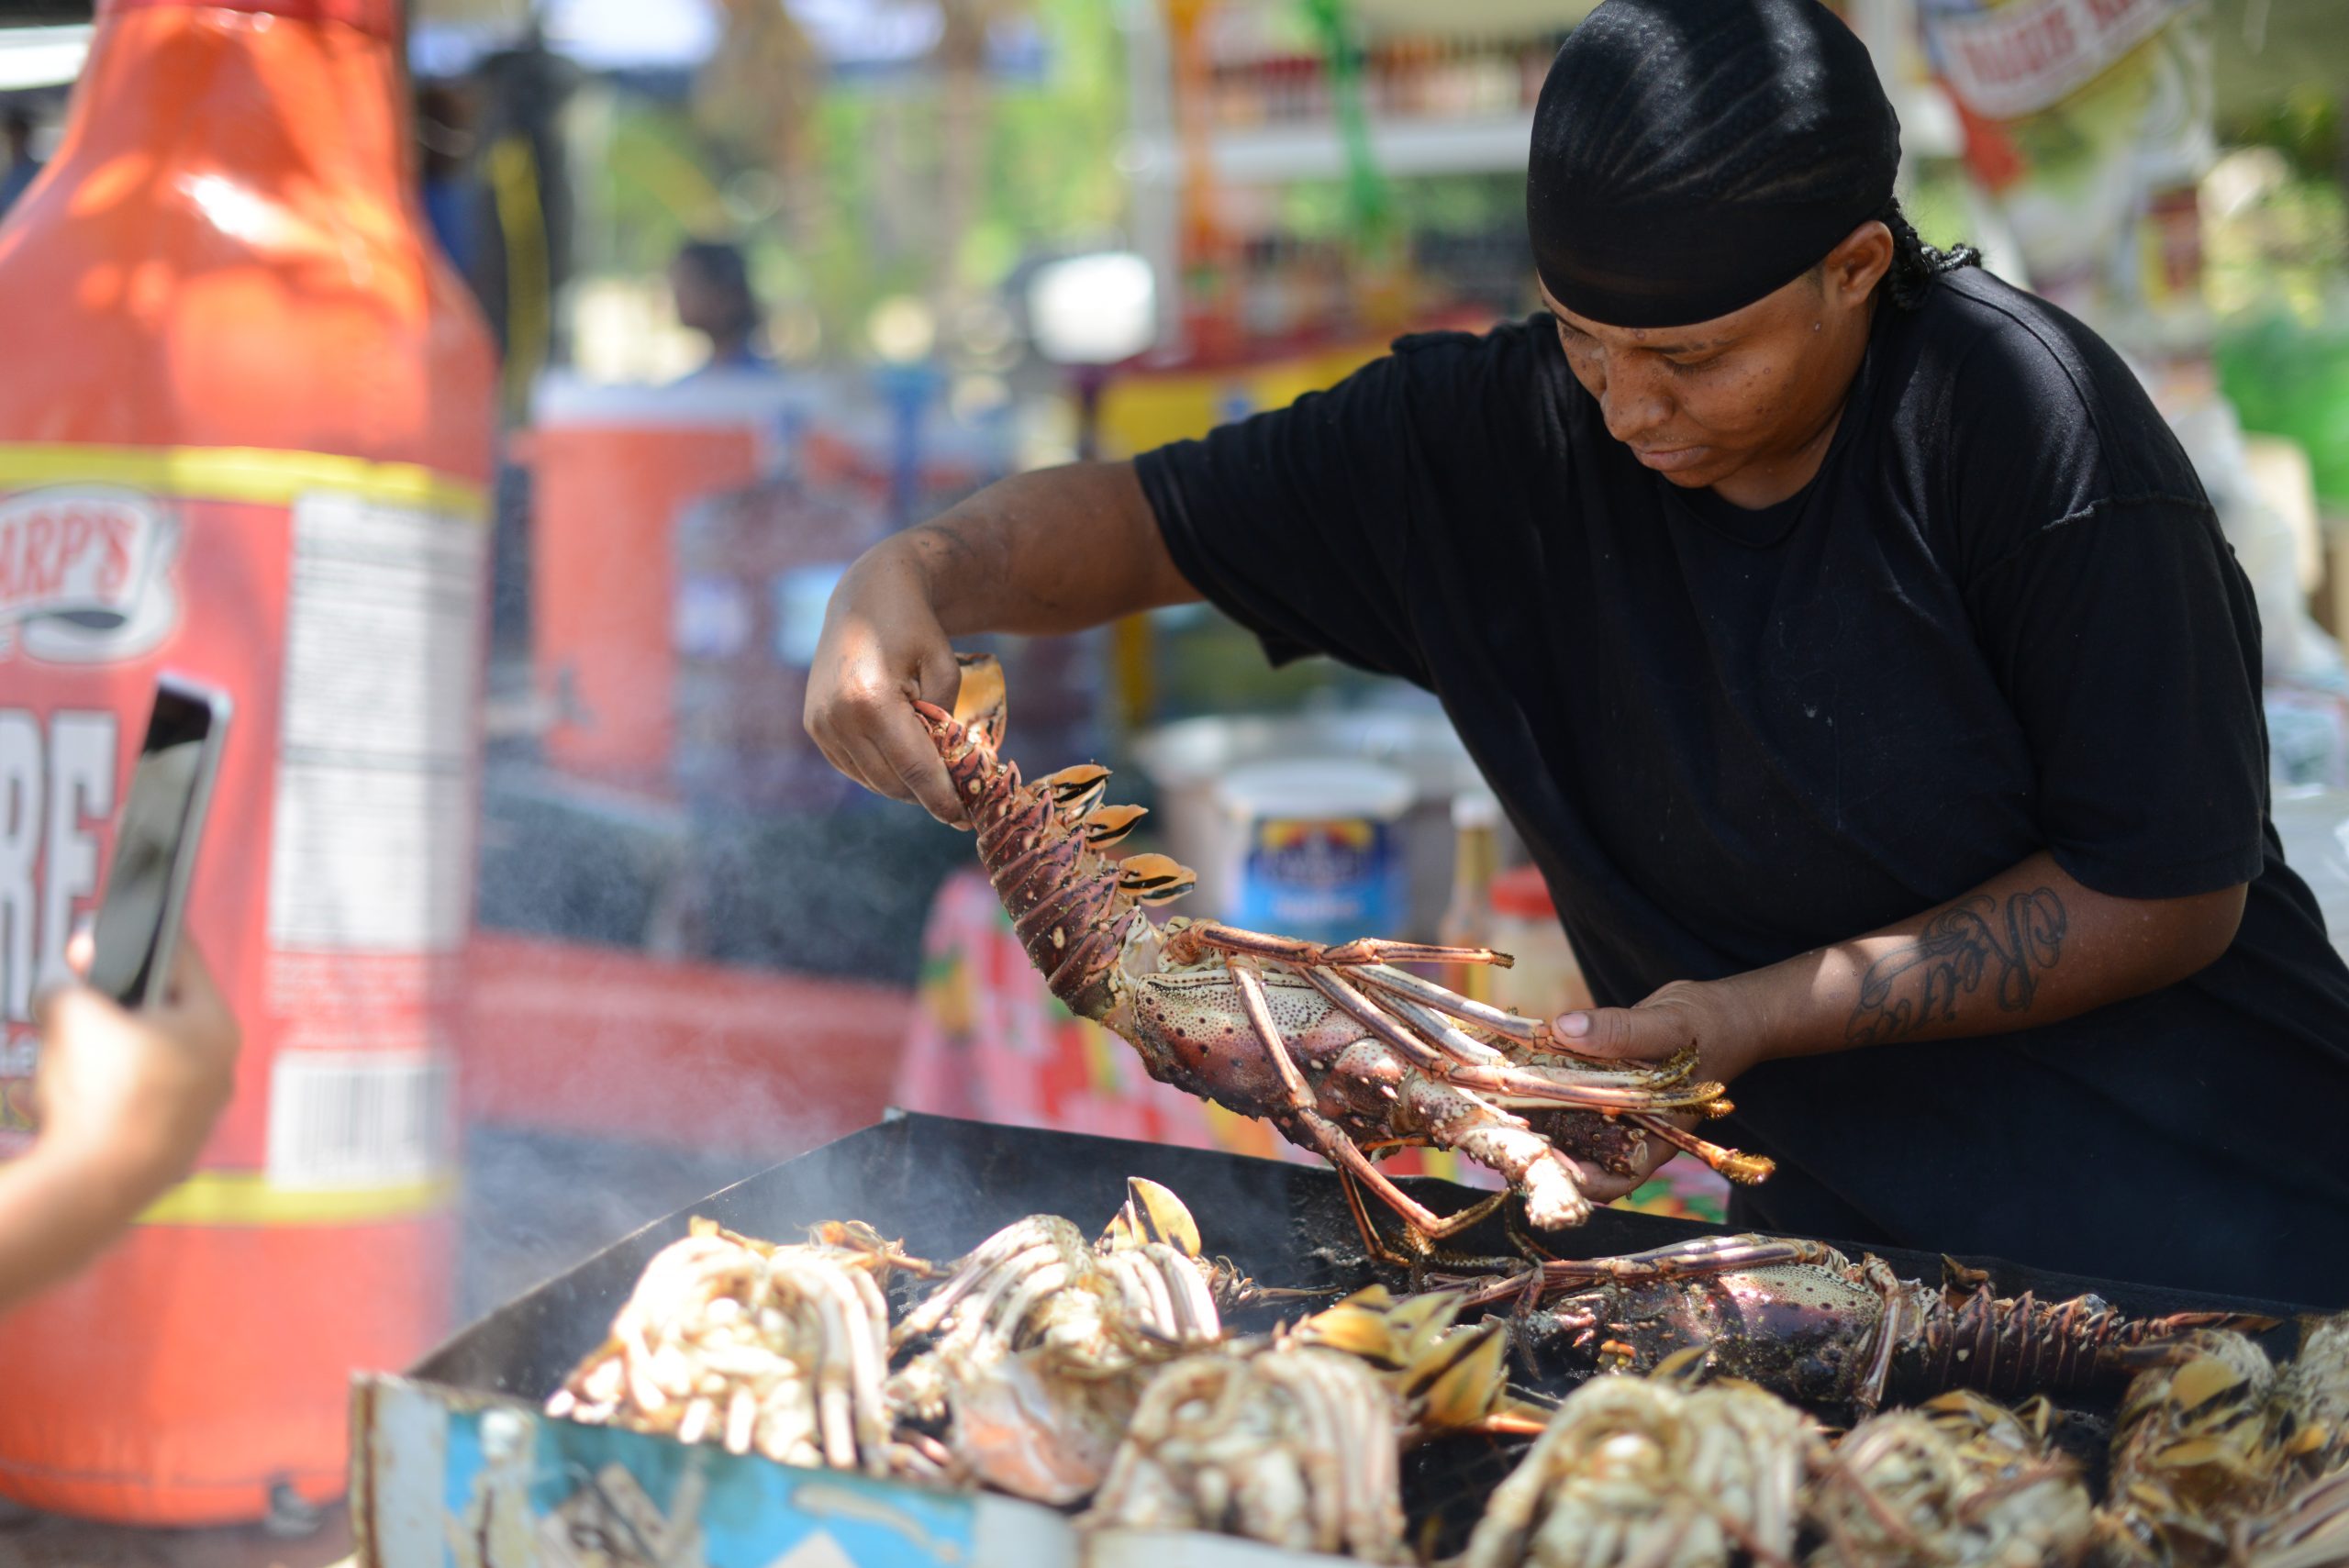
[1136,268,2349,1306]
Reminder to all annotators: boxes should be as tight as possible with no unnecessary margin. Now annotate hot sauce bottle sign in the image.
[0,0,496,1525]
[0,486,181,1128]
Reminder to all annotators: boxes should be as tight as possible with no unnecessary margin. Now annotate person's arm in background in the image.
[805,461,1198,825]
[0,936,240,1313]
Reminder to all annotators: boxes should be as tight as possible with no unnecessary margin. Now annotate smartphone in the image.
[86,675,232,1008]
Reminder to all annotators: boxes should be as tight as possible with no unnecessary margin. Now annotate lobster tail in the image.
[914,654,1187,1022]
[951,650,1008,748]
[1891,1262,2280,1402]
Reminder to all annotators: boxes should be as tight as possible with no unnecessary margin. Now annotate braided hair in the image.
[1880,198,1981,310]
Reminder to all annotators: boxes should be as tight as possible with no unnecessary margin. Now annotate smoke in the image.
[457,708,992,1321]
[475,748,972,983]
[462,447,1107,1322]
[460,1127,772,1319]
[451,866,941,1321]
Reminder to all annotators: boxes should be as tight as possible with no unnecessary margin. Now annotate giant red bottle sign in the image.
[0,0,495,1522]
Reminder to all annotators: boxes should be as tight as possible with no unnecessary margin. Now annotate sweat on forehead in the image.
[1525,0,1900,329]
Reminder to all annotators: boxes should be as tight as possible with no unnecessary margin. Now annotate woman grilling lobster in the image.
[807,0,2349,1305]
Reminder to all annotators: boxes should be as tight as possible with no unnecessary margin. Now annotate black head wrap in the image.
[1527,0,1901,328]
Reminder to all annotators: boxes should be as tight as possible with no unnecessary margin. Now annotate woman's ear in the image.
[1826,219,1896,307]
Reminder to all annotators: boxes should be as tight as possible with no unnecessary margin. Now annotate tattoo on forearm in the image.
[1844,888,2068,1046]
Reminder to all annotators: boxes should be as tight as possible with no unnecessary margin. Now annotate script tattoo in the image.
[1844,888,2068,1046]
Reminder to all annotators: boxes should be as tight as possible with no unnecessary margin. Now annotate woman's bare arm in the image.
[805,461,1197,823]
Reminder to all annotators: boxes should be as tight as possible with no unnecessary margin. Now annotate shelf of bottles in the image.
[1139,7,1564,363]
[1198,28,1560,182]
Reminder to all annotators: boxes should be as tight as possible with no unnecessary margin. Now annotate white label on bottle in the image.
[266,1048,452,1190]
[266,494,484,952]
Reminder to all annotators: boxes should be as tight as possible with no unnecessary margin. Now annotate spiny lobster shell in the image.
[1529,1241,2275,1415]
[913,654,1769,1235]
[916,653,1177,1024]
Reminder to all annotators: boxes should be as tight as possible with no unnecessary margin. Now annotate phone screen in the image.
[87,686,219,1006]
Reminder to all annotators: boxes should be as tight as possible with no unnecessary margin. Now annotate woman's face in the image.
[1541,221,1892,506]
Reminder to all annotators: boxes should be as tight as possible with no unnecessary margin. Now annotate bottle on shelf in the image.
[1439,788,1503,1003]
[1488,865,1595,1019]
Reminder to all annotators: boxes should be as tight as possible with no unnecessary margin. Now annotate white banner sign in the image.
[1928,0,2187,119]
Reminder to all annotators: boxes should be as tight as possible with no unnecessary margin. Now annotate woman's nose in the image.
[1599,361,1672,445]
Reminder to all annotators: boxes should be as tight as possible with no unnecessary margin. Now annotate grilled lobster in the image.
[1455,1233,2275,1418]
[913,655,1770,1252]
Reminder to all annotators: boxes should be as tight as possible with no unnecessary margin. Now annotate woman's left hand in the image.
[1551,977,1775,1088]
[1545,978,1773,1203]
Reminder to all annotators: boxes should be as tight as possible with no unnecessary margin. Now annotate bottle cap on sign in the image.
[1451,787,1501,831]
[1217,759,1414,824]
[1490,865,1556,919]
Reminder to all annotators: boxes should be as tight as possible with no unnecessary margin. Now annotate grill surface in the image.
[415,1111,2310,1554]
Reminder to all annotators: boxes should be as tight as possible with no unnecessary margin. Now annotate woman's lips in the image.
[1632,444,1709,473]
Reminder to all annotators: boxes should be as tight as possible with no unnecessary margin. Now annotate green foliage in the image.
[785,0,1132,345]
[584,0,1131,358]
[2207,168,2348,324]
[2222,88,2342,181]
[974,0,1130,255]
[1899,164,1976,255]
[2219,305,2349,508]
[596,106,730,272]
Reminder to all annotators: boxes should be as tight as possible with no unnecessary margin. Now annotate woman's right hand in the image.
[30,935,241,1210]
[804,544,973,827]
[805,462,1190,828]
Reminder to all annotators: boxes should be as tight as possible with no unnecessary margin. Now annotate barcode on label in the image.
[265,1051,452,1190]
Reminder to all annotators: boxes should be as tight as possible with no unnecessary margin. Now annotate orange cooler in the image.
[529,375,799,792]
[0,0,495,1522]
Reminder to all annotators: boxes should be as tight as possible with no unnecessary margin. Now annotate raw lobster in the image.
[1455,1233,2274,1417]
[913,655,1770,1251]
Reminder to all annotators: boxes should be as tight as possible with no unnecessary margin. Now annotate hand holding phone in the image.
[33,935,240,1183]
[0,678,242,1310]
[0,935,241,1311]
[86,675,230,1008]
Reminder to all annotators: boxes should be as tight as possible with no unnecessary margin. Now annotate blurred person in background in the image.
[0,936,239,1312]
[670,239,774,378]
[416,83,480,276]
[0,107,42,218]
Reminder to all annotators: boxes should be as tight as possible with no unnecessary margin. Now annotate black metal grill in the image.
[415,1111,2310,1553]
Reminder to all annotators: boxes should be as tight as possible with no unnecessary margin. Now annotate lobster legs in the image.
[1165,919,1770,1175]
[1204,962,1592,1236]
[1157,918,1766,1250]
[1227,960,1515,1265]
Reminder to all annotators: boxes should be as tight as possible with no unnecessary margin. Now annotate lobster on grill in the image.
[1453,1233,2276,1418]
[913,654,1771,1256]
